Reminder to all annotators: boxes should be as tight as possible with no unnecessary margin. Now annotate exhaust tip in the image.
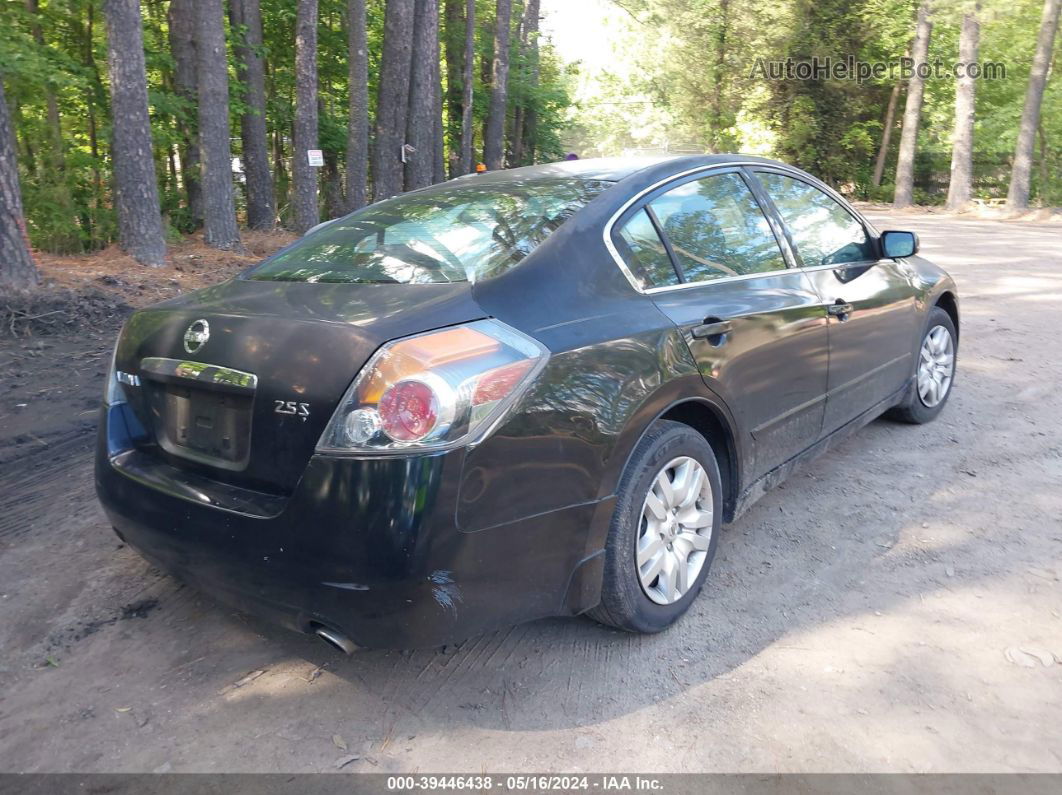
[314,625,358,655]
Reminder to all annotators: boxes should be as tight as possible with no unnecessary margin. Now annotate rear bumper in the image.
[94,406,610,649]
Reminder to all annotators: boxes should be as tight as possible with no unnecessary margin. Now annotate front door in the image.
[753,170,918,435]
[610,168,829,480]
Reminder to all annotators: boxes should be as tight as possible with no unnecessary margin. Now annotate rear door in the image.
[752,170,917,434]
[610,168,829,480]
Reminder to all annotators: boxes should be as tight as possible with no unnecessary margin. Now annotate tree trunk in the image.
[346,0,369,210]
[231,0,275,229]
[273,127,290,211]
[292,0,320,232]
[479,20,492,159]
[444,0,464,175]
[168,0,203,226]
[405,0,440,190]
[0,80,39,290]
[511,105,524,166]
[872,77,902,187]
[1007,0,1061,210]
[373,0,415,201]
[82,3,106,246]
[1039,120,1051,200]
[459,0,475,174]
[433,95,446,183]
[483,0,512,170]
[195,0,242,249]
[510,0,538,166]
[893,0,932,209]
[103,0,167,265]
[523,0,540,164]
[946,8,980,211]
[710,0,729,152]
[323,149,345,219]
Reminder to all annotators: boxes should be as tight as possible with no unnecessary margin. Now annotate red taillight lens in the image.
[378,379,440,441]
[472,360,535,406]
[317,319,548,453]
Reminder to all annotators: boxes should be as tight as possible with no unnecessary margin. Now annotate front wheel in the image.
[589,420,722,634]
[889,306,958,424]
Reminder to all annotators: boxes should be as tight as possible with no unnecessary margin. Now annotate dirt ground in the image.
[0,212,1060,773]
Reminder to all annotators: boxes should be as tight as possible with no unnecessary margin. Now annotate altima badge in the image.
[183,319,210,354]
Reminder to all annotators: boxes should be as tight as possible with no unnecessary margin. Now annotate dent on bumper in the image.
[95,418,611,649]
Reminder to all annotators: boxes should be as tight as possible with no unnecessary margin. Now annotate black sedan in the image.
[96,155,959,651]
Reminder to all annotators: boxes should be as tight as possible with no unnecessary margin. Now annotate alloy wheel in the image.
[917,324,955,408]
[636,456,714,605]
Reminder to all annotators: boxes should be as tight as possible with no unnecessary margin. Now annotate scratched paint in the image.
[428,570,462,614]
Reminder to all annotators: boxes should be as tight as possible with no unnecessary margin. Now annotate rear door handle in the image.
[827,301,853,319]
[691,319,732,340]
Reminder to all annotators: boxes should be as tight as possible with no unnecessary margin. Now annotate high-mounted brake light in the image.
[317,319,548,453]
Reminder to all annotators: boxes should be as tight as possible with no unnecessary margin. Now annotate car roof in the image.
[445,153,795,186]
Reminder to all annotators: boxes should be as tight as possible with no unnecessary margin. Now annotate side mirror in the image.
[881,230,919,259]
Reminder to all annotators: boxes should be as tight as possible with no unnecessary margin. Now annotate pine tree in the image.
[195,0,242,249]
[893,0,933,209]
[231,0,276,229]
[1007,0,1061,210]
[373,0,415,200]
[292,0,320,233]
[483,0,512,170]
[346,0,369,210]
[168,0,203,226]
[405,0,440,189]
[945,7,980,211]
[459,0,475,174]
[103,0,167,265]
[0,79,39,290]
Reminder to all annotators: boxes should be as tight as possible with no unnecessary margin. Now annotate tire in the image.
[888,306,958,424]
[589,420,723,633]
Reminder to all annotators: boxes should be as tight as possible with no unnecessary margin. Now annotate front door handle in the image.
[827,301,854,320]
[691,319,732,341]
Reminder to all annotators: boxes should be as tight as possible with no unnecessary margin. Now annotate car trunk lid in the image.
[114,278,484,493]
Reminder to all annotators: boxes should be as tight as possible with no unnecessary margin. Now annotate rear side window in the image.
[614,209,681,288]
[757,172,877,267]
[647,172,787,283]
[247,178,612,284]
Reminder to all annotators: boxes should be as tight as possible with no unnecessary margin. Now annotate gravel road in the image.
[1,212,1060,773]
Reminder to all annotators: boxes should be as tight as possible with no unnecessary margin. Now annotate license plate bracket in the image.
[146,382,254,470]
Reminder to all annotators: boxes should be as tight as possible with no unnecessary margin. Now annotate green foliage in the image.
[7,0,576,254]
[573,0,1059,203]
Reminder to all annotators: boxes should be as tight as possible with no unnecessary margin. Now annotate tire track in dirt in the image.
[0,430,96,541]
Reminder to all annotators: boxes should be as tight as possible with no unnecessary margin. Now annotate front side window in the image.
[247,178,612,284]
[647,172,787,283]
[757,172,877,267]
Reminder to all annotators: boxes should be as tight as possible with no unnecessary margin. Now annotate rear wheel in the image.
[589,420,722,633]
[889,306,958,424]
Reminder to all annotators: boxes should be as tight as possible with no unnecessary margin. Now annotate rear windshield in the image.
[246,178,612,284]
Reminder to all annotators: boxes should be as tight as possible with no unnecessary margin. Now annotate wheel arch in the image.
[604,388,742,526]
[934,290,960,339]
[657,400,740,524]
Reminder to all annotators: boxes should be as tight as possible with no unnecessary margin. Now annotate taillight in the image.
[103,333,127,406]
[317,319,548,453]
[378,377,446,441]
